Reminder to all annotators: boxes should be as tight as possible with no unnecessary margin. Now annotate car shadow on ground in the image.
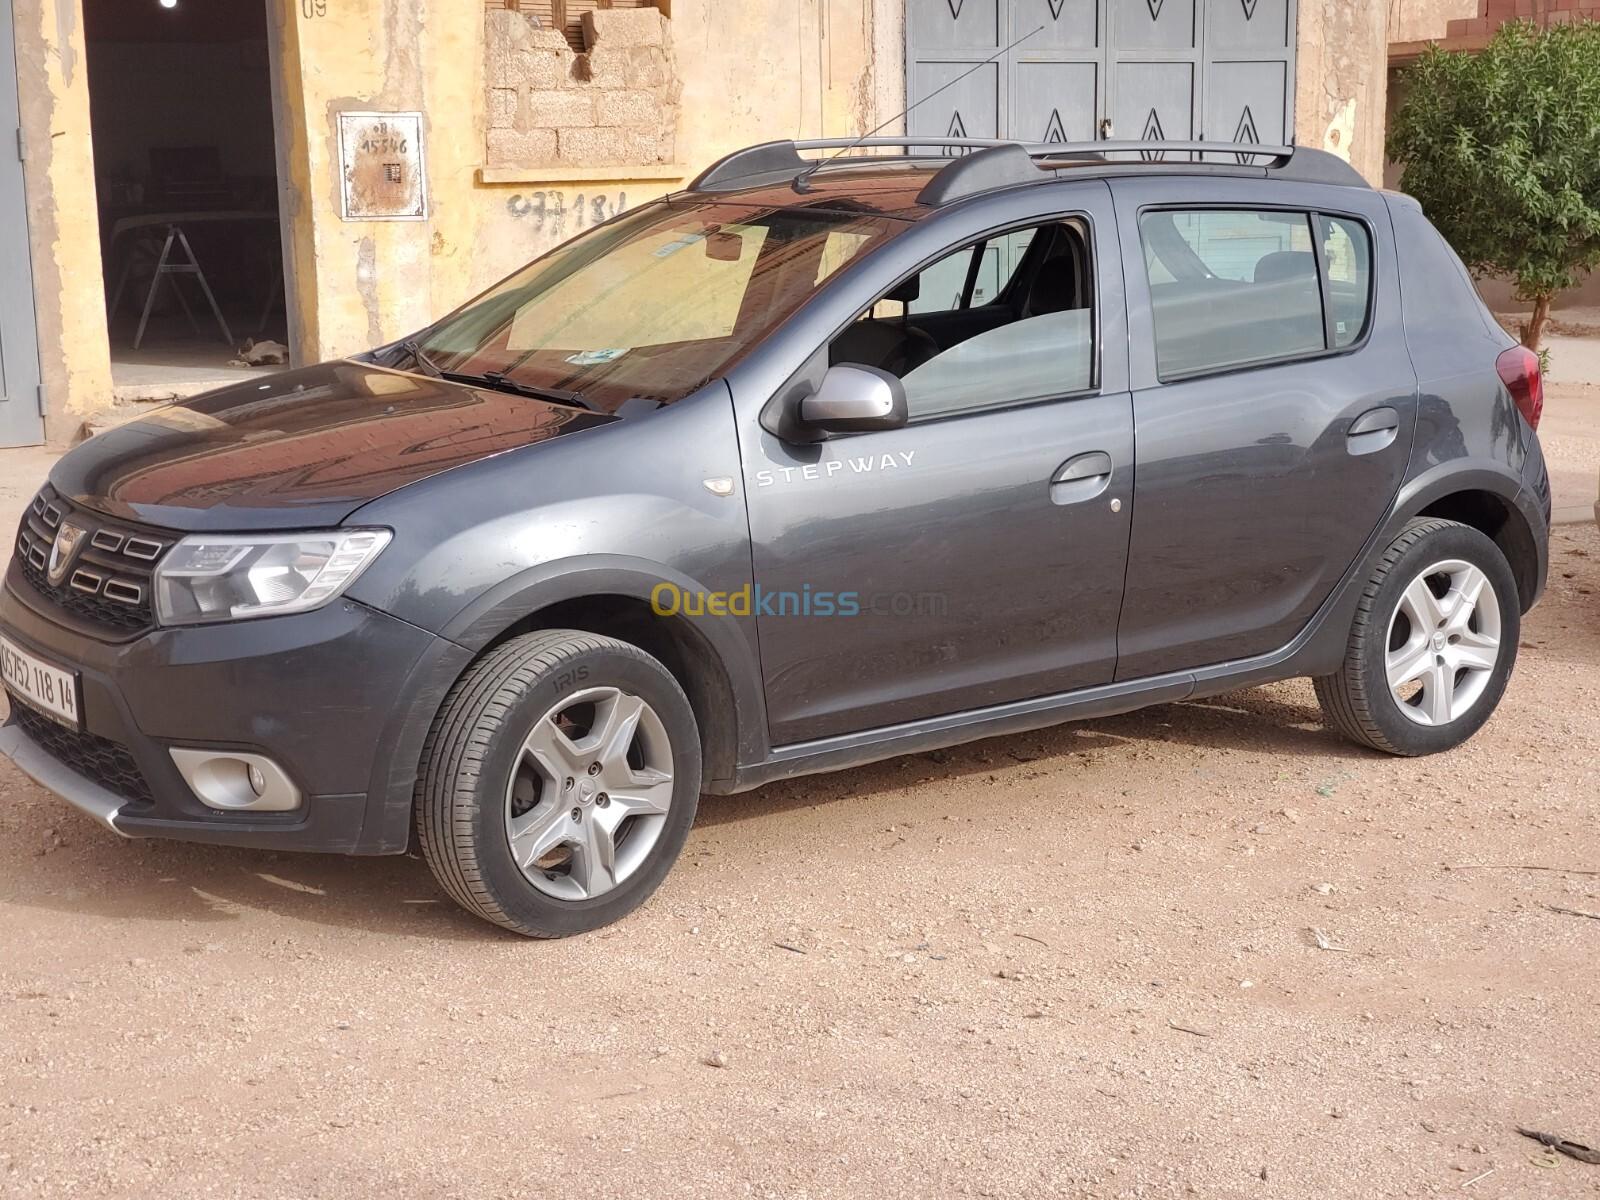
[0,817,512,941]
[695,685,1348,830]
[1,685,1344,941]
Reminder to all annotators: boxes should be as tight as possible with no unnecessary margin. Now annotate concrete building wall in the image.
[1388,0,1481,43]
[14,0,114,446]
[17,0,1389,442]
[1296,0,1390,185]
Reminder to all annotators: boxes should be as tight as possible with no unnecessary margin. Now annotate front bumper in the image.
[0,565,463,854]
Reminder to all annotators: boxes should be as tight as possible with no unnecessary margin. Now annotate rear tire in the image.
[416,630,701,937]
[1314,518,1519,756]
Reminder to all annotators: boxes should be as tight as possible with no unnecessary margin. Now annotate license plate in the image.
[0,633,81,730]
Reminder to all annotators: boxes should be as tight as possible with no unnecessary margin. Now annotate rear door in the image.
[1110,177,1415,680]
[0,3,43,448]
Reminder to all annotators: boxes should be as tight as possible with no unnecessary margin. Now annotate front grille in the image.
[13,486,172,638]
[9,700,154,806]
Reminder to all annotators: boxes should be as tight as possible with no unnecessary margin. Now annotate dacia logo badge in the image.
[47,521,87,586]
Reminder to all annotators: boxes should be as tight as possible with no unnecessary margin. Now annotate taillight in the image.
[1496,345,1544,430]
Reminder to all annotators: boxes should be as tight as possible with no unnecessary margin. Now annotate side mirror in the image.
[799,364,909,434]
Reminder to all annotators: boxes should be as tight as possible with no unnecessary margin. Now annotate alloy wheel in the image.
[503,686,675,901]
[1385,558,1502,728]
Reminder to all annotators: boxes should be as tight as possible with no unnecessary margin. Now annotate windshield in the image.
[410,199,905,412]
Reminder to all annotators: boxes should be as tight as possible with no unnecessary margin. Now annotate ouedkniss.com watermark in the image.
[651,584,947,619]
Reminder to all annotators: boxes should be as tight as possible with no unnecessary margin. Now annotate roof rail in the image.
[688,138,1042,192]
[687,137,1368,202]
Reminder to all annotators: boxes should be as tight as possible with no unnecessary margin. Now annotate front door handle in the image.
[1347,406,1400,456]
[1050,451,1114,506]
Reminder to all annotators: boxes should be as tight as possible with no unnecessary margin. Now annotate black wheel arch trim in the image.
[358,556,770,852]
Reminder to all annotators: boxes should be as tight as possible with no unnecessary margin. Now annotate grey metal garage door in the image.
[0,0,44,448]
[907,0,1297,157]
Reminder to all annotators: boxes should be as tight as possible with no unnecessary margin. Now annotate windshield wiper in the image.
[399,339,443,377]
[441,370,601,413]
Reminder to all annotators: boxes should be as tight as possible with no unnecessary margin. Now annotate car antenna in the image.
[793,23,1045,194]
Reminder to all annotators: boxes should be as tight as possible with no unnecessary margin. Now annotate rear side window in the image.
[1140,208,1373,380]
[1319,215,1372,348]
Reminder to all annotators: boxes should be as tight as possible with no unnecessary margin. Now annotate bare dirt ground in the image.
[3,417,1600,1200]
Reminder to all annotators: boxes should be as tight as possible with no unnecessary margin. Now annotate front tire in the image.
[1315,518,1520,756]
[416,631,701,937]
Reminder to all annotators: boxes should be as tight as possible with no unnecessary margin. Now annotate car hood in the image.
[50,361,614,531]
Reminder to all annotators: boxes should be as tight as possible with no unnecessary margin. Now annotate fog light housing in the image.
[169,749,301,813]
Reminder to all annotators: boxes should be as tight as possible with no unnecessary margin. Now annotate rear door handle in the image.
[1347,406,1400,456]
[1050,451,1114,506]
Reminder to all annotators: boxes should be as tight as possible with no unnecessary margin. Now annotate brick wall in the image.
[485,4,679,170]
[1446,0,1600,37]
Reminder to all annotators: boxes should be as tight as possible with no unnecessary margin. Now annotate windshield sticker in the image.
[652,234,707,258]
[564,349,631,366]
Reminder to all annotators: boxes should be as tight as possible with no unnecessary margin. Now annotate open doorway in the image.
[84,0,289,401]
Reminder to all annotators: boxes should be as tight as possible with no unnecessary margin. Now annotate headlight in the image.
[153,529,392,626]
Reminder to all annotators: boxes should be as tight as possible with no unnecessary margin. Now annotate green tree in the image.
[1388,20,1600,351]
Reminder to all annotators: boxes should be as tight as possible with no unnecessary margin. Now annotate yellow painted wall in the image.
[277,0,889,364]
[15,0,113,444]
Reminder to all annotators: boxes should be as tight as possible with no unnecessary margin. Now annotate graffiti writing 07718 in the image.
[506,191,629,237]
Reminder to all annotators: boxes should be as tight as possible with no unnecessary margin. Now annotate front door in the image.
[745,193,1135,746]
[0,1,43,448]
[1110,178,1416,680]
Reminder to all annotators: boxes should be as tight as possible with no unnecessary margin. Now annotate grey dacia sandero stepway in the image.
[0,139,1551,936]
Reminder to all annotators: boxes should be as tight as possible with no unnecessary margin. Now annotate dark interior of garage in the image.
[83,0,287,396]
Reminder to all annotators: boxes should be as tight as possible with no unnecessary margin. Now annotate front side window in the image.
[832,220,1095,421]
[896,227,1039,316]
[414,201,904,411]
[1140,207,1375,380]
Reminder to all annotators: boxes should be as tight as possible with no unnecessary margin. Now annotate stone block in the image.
[488,87,519,128]
[623,128,673,165]
[526,27,578,55]
[603,90,661,128]
[524,88,597,128]
[557,126,627,164]
[489,44,570,89]
[487,39,523,88]
[624,46,672,89]
[533,51,580,88]
[487,126,558,168]
[578,46,630,88]
[581,7,665,51]
[486,9,538,53]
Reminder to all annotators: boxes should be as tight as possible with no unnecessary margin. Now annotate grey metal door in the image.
[907,0,1295,157]
[0,0,44,448]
